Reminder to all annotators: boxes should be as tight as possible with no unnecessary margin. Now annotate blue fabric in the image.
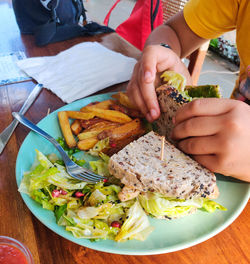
[12,0,114,46]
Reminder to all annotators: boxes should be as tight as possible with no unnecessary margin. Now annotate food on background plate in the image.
[109,131,226,219]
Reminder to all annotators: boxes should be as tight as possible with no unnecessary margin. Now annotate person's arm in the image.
[145,12,207,58]
[127,11,208,121]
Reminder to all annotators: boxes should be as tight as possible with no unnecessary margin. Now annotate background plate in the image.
[16,93,250,255]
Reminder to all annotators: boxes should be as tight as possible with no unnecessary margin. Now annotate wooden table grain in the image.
[0,2,249,264]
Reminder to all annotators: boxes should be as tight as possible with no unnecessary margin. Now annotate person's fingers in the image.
[141,46,159,81]
[127,77,138,107]
[177,135,220,155]
[172,115,225,140]
[174,98,237,125]
[191,154,218,173]
[127,62,139,101]
[127,62,148,115]
[128,78,149,117]
[139,71,160,120]
[139,48,160,120]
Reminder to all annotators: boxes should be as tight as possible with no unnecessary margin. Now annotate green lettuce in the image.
[88,138,110,156]
[54,204,67,223]
[115,200,154,242]
[138,192,226,219]
[202,199,227,213]
[89,153,110,177]
[19,150,153,242]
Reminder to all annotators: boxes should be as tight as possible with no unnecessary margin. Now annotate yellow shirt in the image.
[183,0,250,100]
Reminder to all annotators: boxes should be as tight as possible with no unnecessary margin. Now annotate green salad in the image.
[19,150,153,242]
[19,150,226,242]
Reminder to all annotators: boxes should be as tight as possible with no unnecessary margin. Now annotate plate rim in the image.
[15,92,250,255]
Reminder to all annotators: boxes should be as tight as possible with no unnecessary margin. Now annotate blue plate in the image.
[16,93,250,255]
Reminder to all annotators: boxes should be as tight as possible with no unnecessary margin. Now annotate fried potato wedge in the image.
[109,103,144,118]
[83,107,132,123]
[78,123,120,140]
[112,92,138,110]
[80,99,115,112]
[58,111,77,148]
[66,111,95,120]
[98,118,144,141]
[80,118,107,129]
[77,137,99,151]
[71,119,82,135]
[78,130,102,141]
[84,121,113,131]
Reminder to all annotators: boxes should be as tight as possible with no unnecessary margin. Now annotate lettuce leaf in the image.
[138,193,199,218]
[47,165,87,190]
[89,152,111,177]
[202,199,227,213]
[139,192,226,218]
[54,204,67,223]
[115,200,154,242]
[89,160,110,177]
[35,149,54,169]
[88,138,110,156]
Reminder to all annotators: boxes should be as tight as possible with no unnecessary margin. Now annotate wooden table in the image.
[0,2,249,264]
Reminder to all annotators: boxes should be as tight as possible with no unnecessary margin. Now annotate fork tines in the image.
[68,169,106,183]
[79,171,106,183]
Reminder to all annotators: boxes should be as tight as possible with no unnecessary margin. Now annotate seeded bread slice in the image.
[156,84,221,145]
[109,131,218,200]
[156,85,189,145]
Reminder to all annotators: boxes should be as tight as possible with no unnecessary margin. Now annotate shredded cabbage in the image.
[19,150,153,242]
[115,200,154,242]
[202,199,227,213]
[138,192,226,219]
[88,138,110,156]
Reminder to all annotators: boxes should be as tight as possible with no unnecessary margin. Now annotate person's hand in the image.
[127,44,192,122]
[171,98,250,181]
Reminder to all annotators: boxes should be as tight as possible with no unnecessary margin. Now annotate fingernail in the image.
[144,71,152,82]
[172,117,176,124]
[150,109,158,119]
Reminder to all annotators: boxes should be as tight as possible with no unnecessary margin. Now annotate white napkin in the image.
[17,42,137,103]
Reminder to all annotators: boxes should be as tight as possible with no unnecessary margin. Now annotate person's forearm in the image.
[144,25,182,57]
[144,12,207,58]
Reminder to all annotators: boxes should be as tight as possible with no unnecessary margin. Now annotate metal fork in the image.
[13,112,106,183]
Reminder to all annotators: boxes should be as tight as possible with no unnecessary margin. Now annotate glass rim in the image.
[0,236,34,264]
